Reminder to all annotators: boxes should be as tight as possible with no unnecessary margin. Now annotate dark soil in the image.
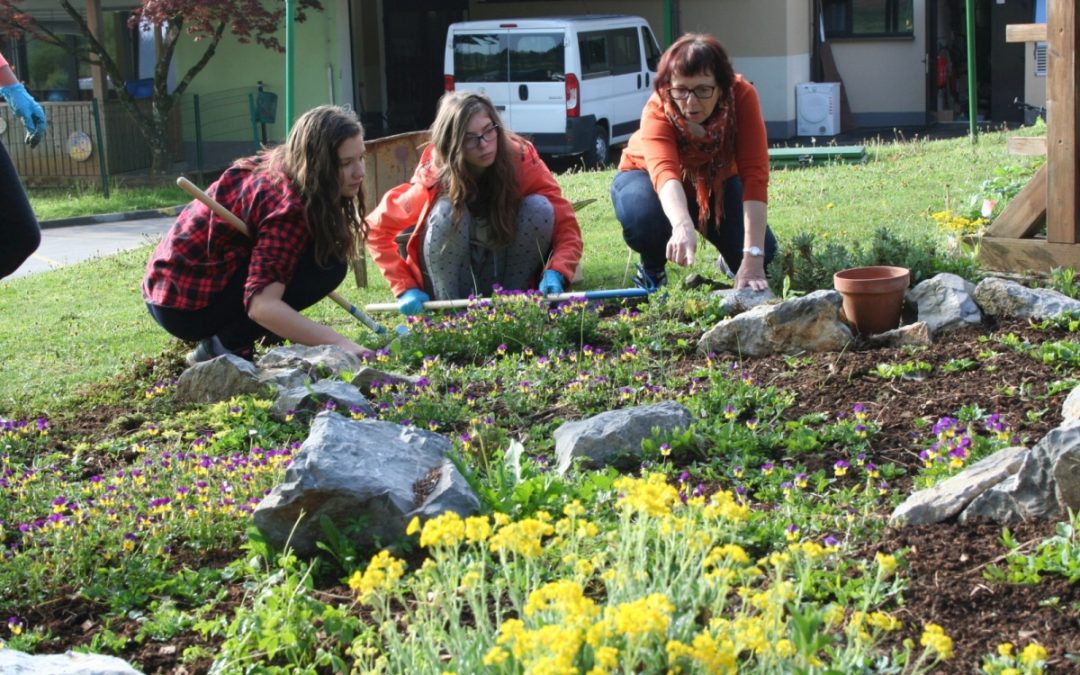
[21,317,1080,672]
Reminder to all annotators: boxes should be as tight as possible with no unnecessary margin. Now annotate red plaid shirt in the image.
[143,160,311,312]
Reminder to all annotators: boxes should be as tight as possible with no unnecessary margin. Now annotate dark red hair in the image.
[655,33,735,97]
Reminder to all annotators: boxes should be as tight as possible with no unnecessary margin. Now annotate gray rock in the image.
[973,277,1080,320]
[554,401,693,474]
[710,287,777,315]
[0,649,143,674]
[698,290,853,357]
[257,344,364,379]
[351,366,423,397]
[253,412,479,556]
[1062,385,1080,422]
[961,420,1080,523]
[889,446,1028,526]
[907,273,982,334]
[865,321,933,348]
[175,354,269,404]
[257,367,312,392]
[270,380,374,422]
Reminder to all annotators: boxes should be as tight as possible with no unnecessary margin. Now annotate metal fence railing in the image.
[1,86,265,194]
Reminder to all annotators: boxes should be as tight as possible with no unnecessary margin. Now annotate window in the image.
[823,0,914,38]
[453,34,508,83]
[608,28,640,76]
[578,33,608,77]
[509,33,564,82]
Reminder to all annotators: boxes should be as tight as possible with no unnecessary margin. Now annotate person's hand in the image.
[735,256,769,291]
[538,270,564,296]
[334,338,375,361]
[397,288,430,315]
[0,83,46,147]
[666,223,697,266]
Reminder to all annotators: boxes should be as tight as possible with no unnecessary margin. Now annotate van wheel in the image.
[582,127,610,169]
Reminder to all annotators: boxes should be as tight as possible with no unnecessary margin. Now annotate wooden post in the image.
[84,0,107,103]
[1046,0,1079,244]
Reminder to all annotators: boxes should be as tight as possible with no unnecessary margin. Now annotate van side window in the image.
[641,26,661,72]
[579,32,609,78]
[454,34,508,83]
[608,28,641,75]
[509,33,564,82]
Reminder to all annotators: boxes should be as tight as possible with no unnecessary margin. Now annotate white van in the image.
[444,15,662,167]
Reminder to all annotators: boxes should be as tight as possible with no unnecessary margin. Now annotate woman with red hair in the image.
[612,33,777,290]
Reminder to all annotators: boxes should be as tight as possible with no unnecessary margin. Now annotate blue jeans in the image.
[610,170,777,274]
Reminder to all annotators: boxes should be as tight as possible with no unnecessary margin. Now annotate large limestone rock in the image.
[257,344,364,379]
[253,412,479,556]
[175,355,269,404]
[0,649,142,674]
[269,379,374,422]
[973,277,1080,320]
[906,273,983,334]
[889,446,1028,526]
[698,290,853,357]
[554,401,693,474]
[960,419,1080,524]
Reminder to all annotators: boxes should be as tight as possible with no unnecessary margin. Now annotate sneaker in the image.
[185,336,234,366]
[633,265,667,291]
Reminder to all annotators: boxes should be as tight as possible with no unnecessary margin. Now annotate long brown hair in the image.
[260,105,366,265]
[429,91,520,246]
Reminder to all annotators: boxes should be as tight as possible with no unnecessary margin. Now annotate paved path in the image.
[5,216,174,280]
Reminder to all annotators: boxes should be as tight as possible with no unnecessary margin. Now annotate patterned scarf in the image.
[661,88,737,232]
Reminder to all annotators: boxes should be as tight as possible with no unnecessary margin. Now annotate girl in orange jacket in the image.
[366,91,582,314]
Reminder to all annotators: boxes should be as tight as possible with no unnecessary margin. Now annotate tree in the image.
[0,0,323,174]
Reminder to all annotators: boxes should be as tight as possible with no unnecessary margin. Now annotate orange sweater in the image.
[366,139,582,297]
[618,74,769,204]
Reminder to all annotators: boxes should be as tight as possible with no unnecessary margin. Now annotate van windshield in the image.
[453,32,565,83]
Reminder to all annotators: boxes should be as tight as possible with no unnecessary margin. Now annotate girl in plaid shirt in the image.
[143,105,371,362]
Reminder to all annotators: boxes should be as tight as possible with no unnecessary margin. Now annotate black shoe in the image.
[185,336,235,366]
[633,265,667,291]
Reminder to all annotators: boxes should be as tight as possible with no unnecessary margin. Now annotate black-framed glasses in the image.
[464,124,500,149]
[668,85,717,101]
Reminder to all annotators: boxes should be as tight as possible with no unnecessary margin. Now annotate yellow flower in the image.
[419,511,465,549]
[919,623,954,660]
[608,593,674,638]
[614,473,680,518]
[1020,642,1048,666]
[875,552,897,578]
[405,516,420,536]
[488,517,554,558]
[482,646,509,666]
[348,550,406,603]
[997,642,1014,657]
[464,515,491,544]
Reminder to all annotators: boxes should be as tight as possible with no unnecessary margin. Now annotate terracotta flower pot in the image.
[833,266,911,336]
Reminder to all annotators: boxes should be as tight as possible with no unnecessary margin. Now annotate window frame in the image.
[822,0,915,40]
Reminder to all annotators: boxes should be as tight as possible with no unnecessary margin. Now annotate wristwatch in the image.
[742,246,764,257]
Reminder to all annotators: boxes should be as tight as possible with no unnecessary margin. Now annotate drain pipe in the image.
[285,0,295,135]
[965,0,977,142]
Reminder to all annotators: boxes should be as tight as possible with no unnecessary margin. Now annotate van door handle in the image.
[519,84,529,101]
[645,73,650,87]
[637,74,642,88]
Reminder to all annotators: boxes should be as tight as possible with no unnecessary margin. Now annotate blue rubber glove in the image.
[397,288,430,315]
[538,270,564,296]
[0,82,46,147]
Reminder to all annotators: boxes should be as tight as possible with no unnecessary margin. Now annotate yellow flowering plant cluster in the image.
[344,473,952,674]
[981,641,1049,675]
[930,208,989,238]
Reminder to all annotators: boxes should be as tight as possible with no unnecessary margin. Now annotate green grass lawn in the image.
[2,127,1042,416]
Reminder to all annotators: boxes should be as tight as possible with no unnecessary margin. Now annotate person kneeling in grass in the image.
[143,105,372,363]
[366,91,582,315]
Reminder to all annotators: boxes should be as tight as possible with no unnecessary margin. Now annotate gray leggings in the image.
[422,194,554,300]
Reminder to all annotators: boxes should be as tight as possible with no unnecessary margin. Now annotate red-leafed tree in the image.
[0,0,323,174]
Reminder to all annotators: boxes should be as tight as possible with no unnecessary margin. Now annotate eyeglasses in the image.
[464,124,500,149]
[668,85,717,101]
